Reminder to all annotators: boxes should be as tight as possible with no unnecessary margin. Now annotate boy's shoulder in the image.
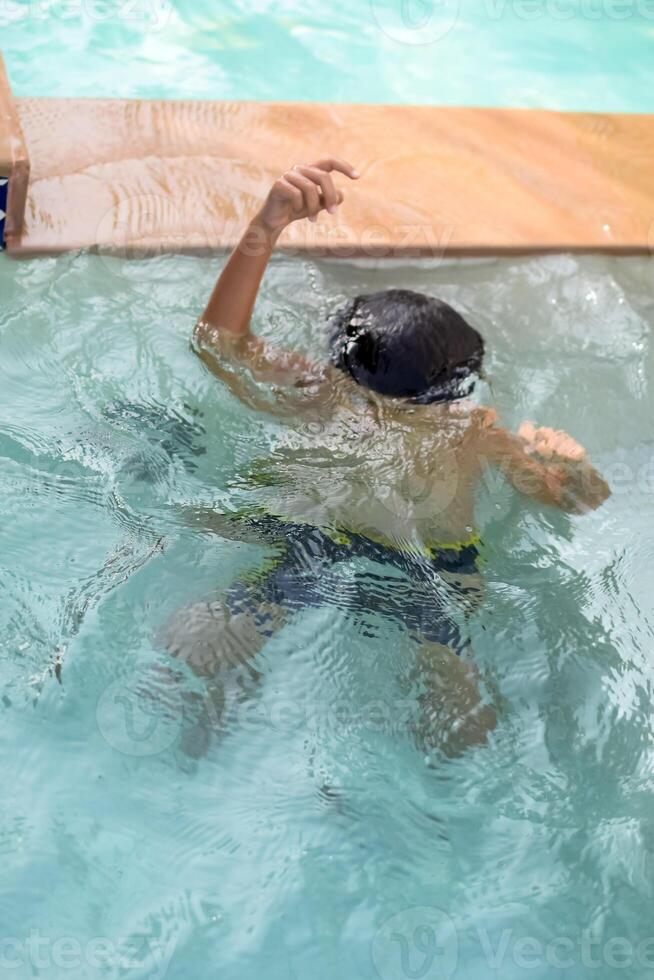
[455,404,508,461]
[444,401,499,437]
[447,401,497,426]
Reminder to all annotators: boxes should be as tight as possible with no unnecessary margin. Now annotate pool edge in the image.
[0,53,30,250]
[3,65,654,260]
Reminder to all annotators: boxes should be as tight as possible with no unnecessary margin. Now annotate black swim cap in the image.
[329,289,484,404]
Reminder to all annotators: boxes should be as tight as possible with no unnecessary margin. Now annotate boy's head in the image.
[329,289,484,404]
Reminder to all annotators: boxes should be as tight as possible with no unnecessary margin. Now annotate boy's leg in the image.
[409,571,496,756]
[159,590,287,679]
[347,560,495,755]
[159,510,293,679]
[406,550,495,754]
[156,525,327,754]
[413,640,496,757]
[156,568,289,756]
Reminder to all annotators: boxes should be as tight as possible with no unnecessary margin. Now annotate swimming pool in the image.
[3,246,654,978]
[2,5,654,980]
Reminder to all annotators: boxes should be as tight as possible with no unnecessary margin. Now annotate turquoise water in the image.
[1,249,654,979]
[2,0,654,110]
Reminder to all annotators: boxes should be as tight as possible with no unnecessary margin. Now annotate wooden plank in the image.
[8,95,654,257]
[0,54,30,246]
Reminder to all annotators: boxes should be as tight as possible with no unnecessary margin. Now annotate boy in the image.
[164,157,610,756]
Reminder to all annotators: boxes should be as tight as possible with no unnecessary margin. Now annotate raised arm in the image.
[194,157,359,389]
[475,415,611,513]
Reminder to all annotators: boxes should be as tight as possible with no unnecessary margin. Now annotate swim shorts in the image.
[223,512,481,653]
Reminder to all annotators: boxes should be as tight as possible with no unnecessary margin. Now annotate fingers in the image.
[273,157,359,226]
[312,157,360,179]
[272,176,304,213]
[294,165,339,213]
[532,428,559,460]
[518,422,587,462]
[535,429,585,461]
[555,434,586,461]
[517,421,537,442]
[284,170,322,221]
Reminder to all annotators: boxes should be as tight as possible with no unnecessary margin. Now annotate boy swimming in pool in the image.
[163,157,610,756]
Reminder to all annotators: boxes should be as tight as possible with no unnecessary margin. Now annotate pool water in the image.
[2,0,654,111]
[1,248,654,979]
[3,2,654,979]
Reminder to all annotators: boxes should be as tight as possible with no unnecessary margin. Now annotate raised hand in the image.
[256,158,360,234]
[199,154,359,349]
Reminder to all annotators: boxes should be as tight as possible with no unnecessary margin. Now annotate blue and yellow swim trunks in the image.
[223,511,481,653]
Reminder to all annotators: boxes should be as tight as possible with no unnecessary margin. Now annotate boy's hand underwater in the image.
[255,158,360,234]
[516,421,610,513]
[517,422,587,463]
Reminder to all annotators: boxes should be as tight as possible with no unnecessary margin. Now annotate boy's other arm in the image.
[195,158,359,388]
[474,415,611,513]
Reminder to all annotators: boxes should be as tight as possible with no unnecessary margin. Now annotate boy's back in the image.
[231,372,484,550]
